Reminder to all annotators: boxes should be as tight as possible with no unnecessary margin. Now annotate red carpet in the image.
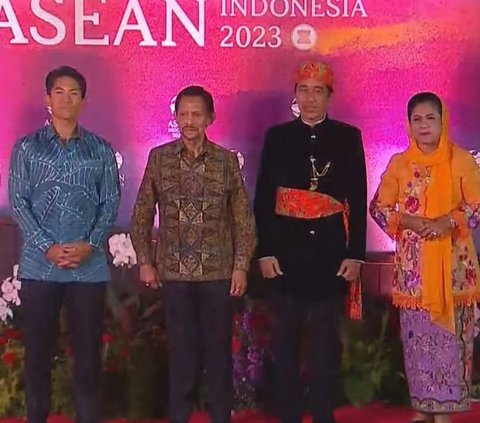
[2,404,480,423]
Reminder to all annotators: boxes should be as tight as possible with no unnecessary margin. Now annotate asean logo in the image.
[115,151,125,187]
[168,96,181,139]
[291,24,317,51]
[470,150,480,167]
[291,98,300,118]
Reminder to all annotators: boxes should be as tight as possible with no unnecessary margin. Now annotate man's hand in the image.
[337,259,361,282]
[46,244,71,267]
[46,242,92,269]
[139,264,161,289]
[259,257,283,279]
[230,269,247,296]
[57,241,93,269]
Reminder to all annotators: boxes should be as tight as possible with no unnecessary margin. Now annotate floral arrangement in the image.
[0,265,21,323]
[108,233,137,268]
[0,264,24,416]
[1,238,479,418]
[232,300,274,411]
[474,303,480,399]
[475,303,480,339]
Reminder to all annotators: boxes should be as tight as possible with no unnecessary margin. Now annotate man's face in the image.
[295,78,331,123]
[175,96,214,142]
[46,76,84,122]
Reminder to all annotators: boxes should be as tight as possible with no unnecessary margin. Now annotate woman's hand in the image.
[422,215,452,240]
[400,214,433,237]
[401,214,452,239]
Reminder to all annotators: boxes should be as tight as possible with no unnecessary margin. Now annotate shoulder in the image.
[451,144,478,171]
[326,119,362,149]
[390,152,405,165]
[81,127,115,155]
[265,119,299,138]
[207,140,232,155]
[328,118,361,135]
[385,152,407,173]
[261,120,299,152]
[206,141,239,165]
[148,140,178,158]
[324,119,364,157]
[13,126,48,153]
[451,144,474,161]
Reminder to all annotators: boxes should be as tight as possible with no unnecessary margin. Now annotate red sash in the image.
[275,187,362,320]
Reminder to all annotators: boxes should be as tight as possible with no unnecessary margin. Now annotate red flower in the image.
[466,268,476,285]
[102,333,114,345]
[104,363,118,374]
[2,352,18,366]
[65,345,74,357]
[405,196,420,213]
[4,329,22,340]
[0,336,7,347]
[250,313,267,330]
[232,338,241,354]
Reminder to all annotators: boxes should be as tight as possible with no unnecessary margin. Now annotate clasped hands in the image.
[45,241,93,269]
[401,214,452,240]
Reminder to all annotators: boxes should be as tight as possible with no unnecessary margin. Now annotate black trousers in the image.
[20,280,106,423]
[272,291,343,423]
[163,281,232,423]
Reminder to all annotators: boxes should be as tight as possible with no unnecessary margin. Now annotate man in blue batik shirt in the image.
[8,66,120,423]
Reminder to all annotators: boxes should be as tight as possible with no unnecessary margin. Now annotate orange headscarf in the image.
[405,102,455,333]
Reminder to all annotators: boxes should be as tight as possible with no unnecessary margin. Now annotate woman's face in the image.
[409,101,442,151]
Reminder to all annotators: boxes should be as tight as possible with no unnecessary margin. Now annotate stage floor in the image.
[2,404,480,423]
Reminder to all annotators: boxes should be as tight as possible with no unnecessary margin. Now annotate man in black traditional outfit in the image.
[254,62,367,423]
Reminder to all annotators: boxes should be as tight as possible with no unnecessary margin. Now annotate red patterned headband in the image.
[295,63,334,88]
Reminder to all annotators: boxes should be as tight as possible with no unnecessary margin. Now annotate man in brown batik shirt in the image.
[131,85,255,423]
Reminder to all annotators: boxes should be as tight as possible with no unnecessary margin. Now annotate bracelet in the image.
[449,215,456,229]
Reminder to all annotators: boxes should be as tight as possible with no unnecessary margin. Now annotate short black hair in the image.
[407,92,442,121]
[175,85,215,114]
[45,66,87,98]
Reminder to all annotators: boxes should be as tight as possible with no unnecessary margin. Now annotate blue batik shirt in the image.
[8,124,121,282]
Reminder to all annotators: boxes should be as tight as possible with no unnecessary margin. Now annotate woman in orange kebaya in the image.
[370,92,480,423]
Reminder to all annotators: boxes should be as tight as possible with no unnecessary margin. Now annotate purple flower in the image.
[247,364,261,383]
[247,346,260,364]
[404,270,420,289]
[241,311,251,332]
[468,215,479,229]
[376,212,387,229]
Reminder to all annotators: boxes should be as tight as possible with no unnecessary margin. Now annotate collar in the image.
[300,114,327,128]
[174,137,214,158]
[46,122,84,142]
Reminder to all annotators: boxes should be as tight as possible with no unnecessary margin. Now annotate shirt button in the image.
[309,230,315,235]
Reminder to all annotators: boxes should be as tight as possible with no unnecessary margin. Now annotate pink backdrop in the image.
[1,0,479,251]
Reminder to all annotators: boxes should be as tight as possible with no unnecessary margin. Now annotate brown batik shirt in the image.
[131,138,256,281]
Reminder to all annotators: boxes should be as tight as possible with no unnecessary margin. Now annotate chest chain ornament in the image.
[309,155,331,191]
